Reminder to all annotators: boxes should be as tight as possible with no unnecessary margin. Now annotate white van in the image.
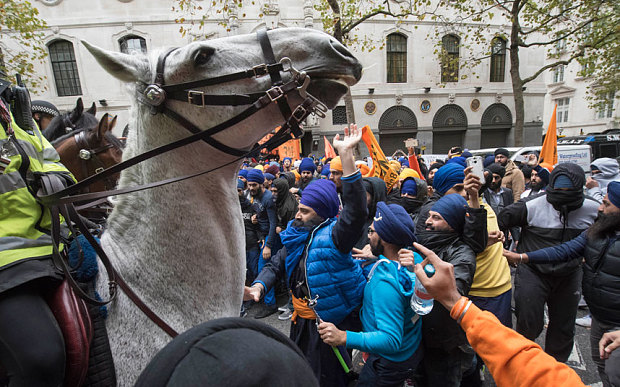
[470,145,592,172]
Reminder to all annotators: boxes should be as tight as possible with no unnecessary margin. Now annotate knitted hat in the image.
[431,194,468,233]
[246,169,265,184]
[432,163,465,195]
[373,202,416,246]
[238,169,248,179]
[264,173,275,181]
[494,148,510,158]
[401,178,417,196]
[265,164,280,176]
[330,156,343,172]
[607,181,620,209]
[400,168,420,181]
[429,162,444,172]
[487,163,506,179]
[300,179,340,219]
[31,100,60,117]
[299,158,316,173]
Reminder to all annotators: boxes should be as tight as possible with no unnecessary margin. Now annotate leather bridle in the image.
[39,30,329,338]
[73,129,118,193]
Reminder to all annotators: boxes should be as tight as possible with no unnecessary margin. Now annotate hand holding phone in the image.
[466,156,486,185]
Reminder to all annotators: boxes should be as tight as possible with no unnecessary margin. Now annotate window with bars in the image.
[490,37,506,82]
[556,97,570,123]
[598,91,615,119]
[48,40,82,97]
[553,65,564,83]
[119,35,147,55]
[386,33,407,83]
[332,106,347,125]
[441,35,460,82]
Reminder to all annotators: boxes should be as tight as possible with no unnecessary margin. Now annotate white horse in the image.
[83,28,362,385]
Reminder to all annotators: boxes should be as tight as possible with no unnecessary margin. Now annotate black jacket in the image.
[416,192,488,254]
[273,178,298,231]
[416,230,477,351]
[483,187,513,219]
[583,235,620,326]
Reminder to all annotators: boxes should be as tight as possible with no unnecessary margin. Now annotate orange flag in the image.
[278,138,301,160]
[540,104,558,166]
[408,155,425,181]
[324,136,337,159]
[360,125,400,192]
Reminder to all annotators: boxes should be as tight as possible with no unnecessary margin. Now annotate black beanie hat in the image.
[487,163,506,179]
[494,148,510,158]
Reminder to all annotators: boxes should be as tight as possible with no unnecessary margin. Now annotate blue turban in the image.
[321,164,331,177]
[446,156,467,167]
[553,175,574,189]
[269,161,279,167]
[398,157,408,165]
[300,179,340,219]
[431,194,468,233]
[483,155,496,168]
[264,173,275,181]
[373,202,416,246]
[237,179,246,190]
[246,169,265,184]
[462,151,473,158]
[238,169,248,179]
[432,163,465,195]
[299,158,316,173]
[607,181,620,208]
[401,160,409,168]
[401,178,417,196]
[283,157,292,164]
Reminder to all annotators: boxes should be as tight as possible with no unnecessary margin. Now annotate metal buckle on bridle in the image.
[79,149,92,160]
[267,86,284,102]
[143,84,166,107]
[187,90,205,107]
[95,167,104,174]
[252,64,269,77]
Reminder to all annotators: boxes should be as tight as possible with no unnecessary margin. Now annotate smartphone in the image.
[466,156,486,185]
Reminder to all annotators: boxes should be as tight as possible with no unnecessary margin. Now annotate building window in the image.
[332,105,347,125]
[386,33,407,83]
[598,91,615,119]
[555,38,566,53]
[119,35,147,55]
[556,97,570,123]
[48,40,82,97]
[490,37,506,82]
[441,35,460,82]
[553,65,564,83]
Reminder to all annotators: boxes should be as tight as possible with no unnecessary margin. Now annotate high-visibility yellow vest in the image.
[0,112,75,269]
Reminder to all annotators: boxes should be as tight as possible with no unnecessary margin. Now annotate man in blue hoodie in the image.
[318,201,423,386]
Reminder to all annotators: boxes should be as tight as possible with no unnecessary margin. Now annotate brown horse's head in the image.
[53,113,123,192]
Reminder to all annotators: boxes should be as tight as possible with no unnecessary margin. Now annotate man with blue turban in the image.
[244,125,368,387]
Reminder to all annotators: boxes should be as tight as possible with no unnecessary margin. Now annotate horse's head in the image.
[82,28,362,155]
[53,112,123,191]
[43,97,99,141]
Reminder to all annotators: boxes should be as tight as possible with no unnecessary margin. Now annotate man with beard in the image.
[244,125,367,387]
[246,169,278,318]
[521,168,549,198]
[483,163,513,218]
[329,156,344,194]
[498,163,599,362]
[318,202,423,386]
[494,147,525,201]
[504,181,620,386]
[587,157,620,203]
[298,157,316,191]
[414,193,482,387]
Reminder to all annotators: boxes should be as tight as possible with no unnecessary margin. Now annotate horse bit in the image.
[41,29,329,338]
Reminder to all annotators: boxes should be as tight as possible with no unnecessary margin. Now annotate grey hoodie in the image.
[588,157,620,202]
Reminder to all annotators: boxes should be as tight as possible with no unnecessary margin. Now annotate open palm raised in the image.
[332,123,362,153]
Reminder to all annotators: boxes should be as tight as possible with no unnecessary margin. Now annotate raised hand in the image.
[332,123,362,154]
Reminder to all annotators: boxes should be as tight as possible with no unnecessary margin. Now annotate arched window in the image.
[386,33,407,83]
[119,35,147,55]
[441,35,460,83]
[490,37,506,82]
[48,40,82,96]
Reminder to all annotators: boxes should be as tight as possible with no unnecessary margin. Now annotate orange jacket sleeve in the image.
[453,299,586,387]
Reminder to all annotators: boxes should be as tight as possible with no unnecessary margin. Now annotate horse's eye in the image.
[194,47,215,66]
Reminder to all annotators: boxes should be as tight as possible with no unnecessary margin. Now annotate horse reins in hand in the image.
[40,30,328,338]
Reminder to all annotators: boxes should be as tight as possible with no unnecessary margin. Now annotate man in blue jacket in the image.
[318,201,423,386]
[244,124,367,387]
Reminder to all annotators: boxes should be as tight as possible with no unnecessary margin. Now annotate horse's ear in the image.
[121,124,129,138]
[109,115,118,132]
[82,40,148,83]
[70,98,84,122]
[87,102,96,116]
[96,113,111,142]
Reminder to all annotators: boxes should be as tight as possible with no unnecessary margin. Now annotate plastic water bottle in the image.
[411,264,435,315]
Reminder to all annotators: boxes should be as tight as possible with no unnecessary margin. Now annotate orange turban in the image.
[399,168,420,181]
[330,156,343,172]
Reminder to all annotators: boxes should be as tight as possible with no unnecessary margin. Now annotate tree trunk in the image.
[509,1,524,147]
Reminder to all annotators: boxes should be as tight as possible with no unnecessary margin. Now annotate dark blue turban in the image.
[431,194,468,233]
[300,179,340,219]
[432,163,465,195]
[238,169,248,179]
[264,173,275,181]
[321,164,331,177]
[237,179,246,190]
[483,155,496,168]
[608,181,620,209]
[299,158,316,173]
[401,178,417,196]
[373,202,416,246]
[446,156,467,167]
[246,169,265,184]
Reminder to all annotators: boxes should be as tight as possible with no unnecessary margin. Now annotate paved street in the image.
[250,293,604,386]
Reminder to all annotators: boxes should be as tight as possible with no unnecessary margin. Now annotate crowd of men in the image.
[237,126,620,387]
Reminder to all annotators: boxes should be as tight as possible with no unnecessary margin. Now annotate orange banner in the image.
[361,125,400,192]
[540,104,558,166]
[278,139,301,160]
[324,136,337,159]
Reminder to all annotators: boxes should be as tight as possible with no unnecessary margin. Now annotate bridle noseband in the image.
[74,129,118,193]
[40,29,331,338]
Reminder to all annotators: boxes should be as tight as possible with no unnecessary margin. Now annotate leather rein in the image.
[39,30,328,338]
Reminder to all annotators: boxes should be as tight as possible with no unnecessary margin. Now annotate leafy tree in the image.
[0,0,48,90]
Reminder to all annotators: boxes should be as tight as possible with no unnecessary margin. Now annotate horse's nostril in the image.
[330,39,355,60]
